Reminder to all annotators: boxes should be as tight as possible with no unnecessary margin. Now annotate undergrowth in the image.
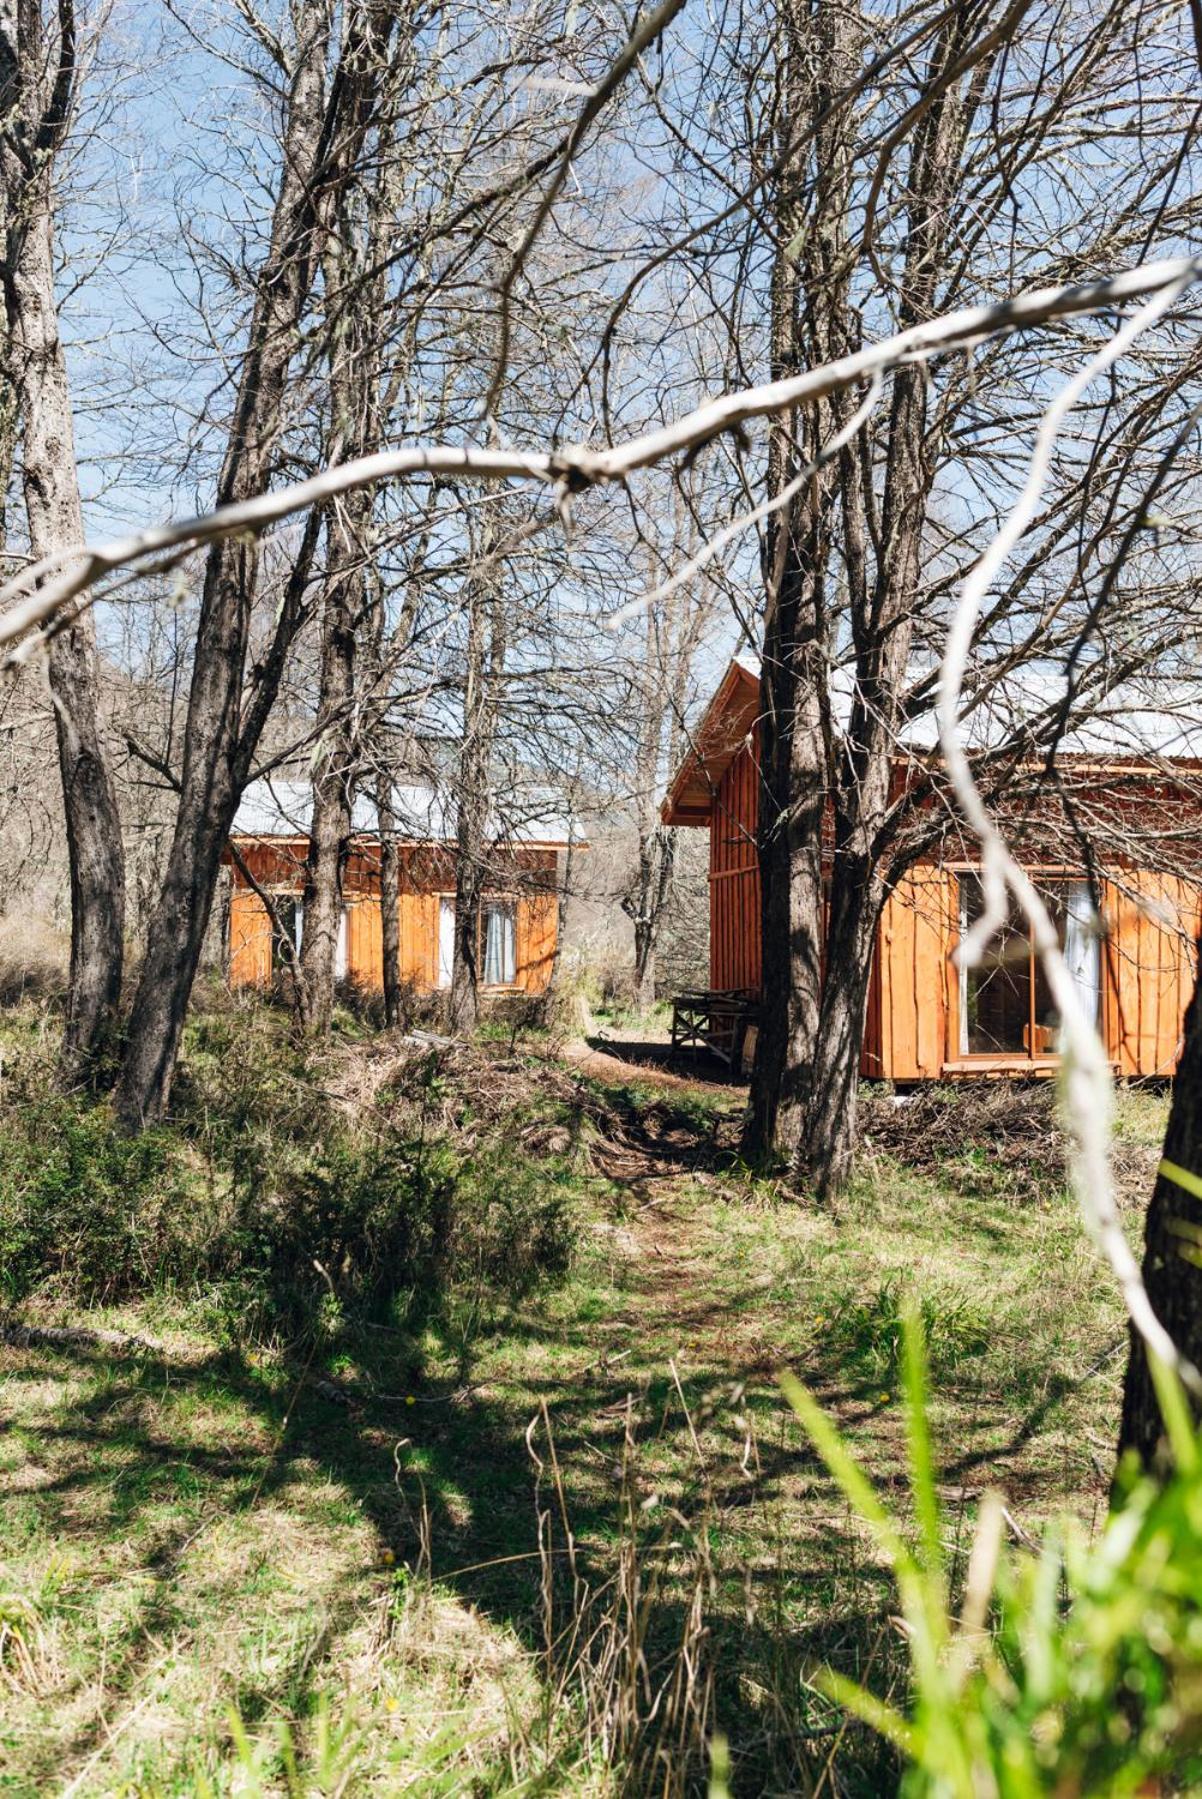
[0,995,586,1342]
[0,999,1171,1795]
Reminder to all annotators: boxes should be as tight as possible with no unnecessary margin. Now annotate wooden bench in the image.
[670,989,759,1070]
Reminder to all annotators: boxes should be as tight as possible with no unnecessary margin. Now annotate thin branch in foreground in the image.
[937,264,1202,1398]
[0,256,1199,667]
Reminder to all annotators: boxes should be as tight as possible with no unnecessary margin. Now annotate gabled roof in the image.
[661,653,1202,827]
[661,657,760,825]
[231,778,582,848]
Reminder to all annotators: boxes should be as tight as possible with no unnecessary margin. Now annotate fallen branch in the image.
[1,1318,162,1356]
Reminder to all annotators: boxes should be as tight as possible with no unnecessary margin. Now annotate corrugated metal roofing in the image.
[231,778,582,845]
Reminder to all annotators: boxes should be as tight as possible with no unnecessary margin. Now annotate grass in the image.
[0,1013,1166,1794]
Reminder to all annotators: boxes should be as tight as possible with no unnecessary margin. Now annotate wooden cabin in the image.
[223,780,576,997]
[662,658,1202,1080]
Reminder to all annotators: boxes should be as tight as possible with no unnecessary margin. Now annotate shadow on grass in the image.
[6,1065,1101,1795]
[7,1294,907,1797]
[584,1034,745,1089]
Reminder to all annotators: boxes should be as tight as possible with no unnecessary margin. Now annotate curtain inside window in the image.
[438,897,455,989]
[483,901,516,984]
[1062,882,1101,1033]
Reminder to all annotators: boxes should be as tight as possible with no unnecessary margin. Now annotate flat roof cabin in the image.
[662,659,1202,1081]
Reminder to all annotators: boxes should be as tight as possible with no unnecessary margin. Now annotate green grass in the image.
[0,1020,1165,1794]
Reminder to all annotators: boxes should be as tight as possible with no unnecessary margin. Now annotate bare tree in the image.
[622,517,716,1011]
[115,0,395,1125]
[448,504,503,1034]
[723,0,1202,1194]
[1,0,125,1076]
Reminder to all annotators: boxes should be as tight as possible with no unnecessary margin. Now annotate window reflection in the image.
[960,876,1099,1057]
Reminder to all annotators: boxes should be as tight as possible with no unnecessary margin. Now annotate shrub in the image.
[0,1078,195,1303]
[0,1019,580,1340]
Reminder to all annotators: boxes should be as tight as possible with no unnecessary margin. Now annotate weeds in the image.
[0,1005,584,1344]
[787,1310,1202,1796]
[0,1011,1162,1794]
[823,1275,992,1385]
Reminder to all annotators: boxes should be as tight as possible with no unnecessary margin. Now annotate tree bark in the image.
[741,0,832,1164]
[2,0,126,1078]
[798,6,969,1197]
[115,7,389,1125]
[1119,971,1202,1470]
[448,535,501,1035]
[298,495,360,1033]
[376,768,403,1027]
[300,160,389,1032]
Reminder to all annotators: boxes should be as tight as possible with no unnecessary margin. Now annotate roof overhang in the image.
[661,659,760,826]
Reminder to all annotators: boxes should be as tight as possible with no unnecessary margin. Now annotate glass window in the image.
[481,898,517,985]
[272,901,348,978]
[438,896,455,989]
[959,875,1099,1057]
[271,898,300,971]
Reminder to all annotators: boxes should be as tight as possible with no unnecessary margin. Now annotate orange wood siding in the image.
[709,732,761,992]
[224,841,561,998]
[871,869,954,1081]
[1102,873,1201,1077]
[229,889,274,985]
[516,891,558,993]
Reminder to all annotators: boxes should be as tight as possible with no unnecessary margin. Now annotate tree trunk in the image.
[796,5,966,1197]
[448,541,499,1036]
[633,917,657,1011]
[300,168,389,1033]
[298,522,359,1032]
[742,692,824,1161]
[1119,973,1202,1470]
[115,16,340,1127]
[3,0,126,1079]
[741,0,829,1164]
[801,868,883,1198]
[627,823,674,1012]
[377,769,403,1027]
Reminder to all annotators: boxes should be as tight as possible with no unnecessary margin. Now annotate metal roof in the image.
[231,778,583,846]
[663,655,1202,824]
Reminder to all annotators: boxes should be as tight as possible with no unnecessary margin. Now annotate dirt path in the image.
[562,1034,745,1095]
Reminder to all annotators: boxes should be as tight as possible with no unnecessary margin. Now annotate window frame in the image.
[435,893,521,990]
[952,868,1100,1064]
[479,895,519,988]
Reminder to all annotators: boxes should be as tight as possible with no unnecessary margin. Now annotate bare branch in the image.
[2,254,1199,663]
[937,265,1202,1398]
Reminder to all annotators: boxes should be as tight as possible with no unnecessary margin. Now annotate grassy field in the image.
[0,1023,1165,1795]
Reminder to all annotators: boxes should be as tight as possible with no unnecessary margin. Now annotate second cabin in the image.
[221,781,578,999]
[662,658,1202,1081]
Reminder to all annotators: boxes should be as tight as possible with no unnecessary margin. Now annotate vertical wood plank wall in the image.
[871,870,954,1080]
[709,735,761,992]
[226,843,561,996]
[1103,873,1201,1077]
[699,738,1200,1081]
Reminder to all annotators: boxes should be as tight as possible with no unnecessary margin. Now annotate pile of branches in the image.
[859,1082,1157,1207]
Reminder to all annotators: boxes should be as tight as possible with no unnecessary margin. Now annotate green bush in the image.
[0,1078,194,1302]
[0,1019,579,1338]
[785,1308,1202,1795]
